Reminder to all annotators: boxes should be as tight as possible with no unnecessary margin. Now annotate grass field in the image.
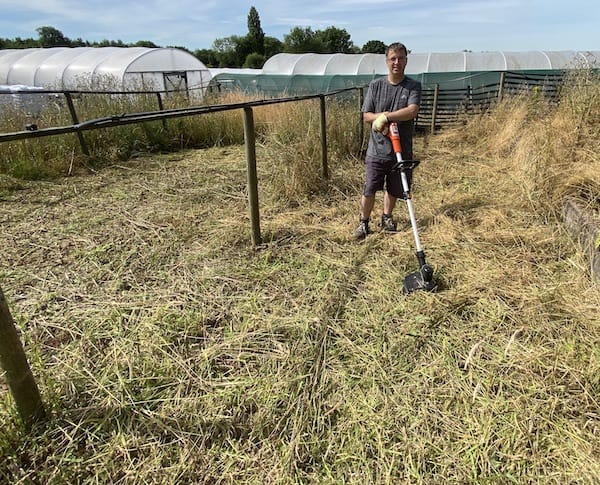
[1,77,599,483]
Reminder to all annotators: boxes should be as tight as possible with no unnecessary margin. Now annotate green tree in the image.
[213,36,246,67]
[194,48,219,67]
[315,26,354,53]
[5,36,37,48]
[361,40,386,54]
[71,37,87,47]
[36,26,70,47]
[244,52,265,68]
[283,27,322,53]
[168,45,192,54]
[93,38,126,47]
[134,40,159,48]
[264,36,284,59]
[247,6,265,55]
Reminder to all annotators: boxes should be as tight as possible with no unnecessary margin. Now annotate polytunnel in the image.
[0,47,212,95]
[210,50,600,95]
[262,53,387,75]
[262,51,599,76]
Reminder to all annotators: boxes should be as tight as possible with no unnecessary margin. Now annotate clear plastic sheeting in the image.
[0,47,212,96]
[0,84,58,117]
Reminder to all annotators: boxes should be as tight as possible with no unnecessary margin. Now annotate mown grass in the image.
[1,73,599,483]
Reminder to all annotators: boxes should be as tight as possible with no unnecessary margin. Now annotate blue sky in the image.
[0,0,598,53]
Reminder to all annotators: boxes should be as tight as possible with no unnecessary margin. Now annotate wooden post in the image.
[156,92,167,129]
[498,71,506,102]
[243,107,261,246]
[562,197,600,282]
[430,84,440,135]
[319,95,328,179]
[64,92,90,156]
[0,285,47,430]
[358,87,365,154]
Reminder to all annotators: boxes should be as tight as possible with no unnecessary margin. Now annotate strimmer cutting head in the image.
[403,264,438,294]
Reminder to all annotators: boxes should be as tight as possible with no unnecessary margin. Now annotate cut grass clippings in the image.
[1,81,600,483]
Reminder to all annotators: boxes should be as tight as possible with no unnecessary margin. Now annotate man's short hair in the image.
[386,42,408,57]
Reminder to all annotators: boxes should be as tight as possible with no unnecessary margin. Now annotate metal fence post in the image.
[243,107,261,246]
[0,285,47,430]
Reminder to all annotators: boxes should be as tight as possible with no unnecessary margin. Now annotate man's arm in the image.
[363,104,419,124]
[384,104,419,123]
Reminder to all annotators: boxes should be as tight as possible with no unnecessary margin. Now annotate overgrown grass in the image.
[1,73,599,483]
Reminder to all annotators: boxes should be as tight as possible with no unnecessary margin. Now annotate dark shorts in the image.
[363,155,412,198]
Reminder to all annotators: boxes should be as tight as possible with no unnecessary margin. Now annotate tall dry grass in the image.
[0,90,240,178]
[441,69,600,215]
[1,72,599,483]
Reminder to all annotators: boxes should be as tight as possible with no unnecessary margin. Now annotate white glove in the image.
[372,113,389,134]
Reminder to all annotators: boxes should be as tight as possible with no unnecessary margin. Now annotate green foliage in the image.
[0,36,39,49]
[361,40,386,54]
[0,26,145,49]
[316,26,355,53]
[0,89,252,178]
[283,27,323,53]
[247,6,265,55]
[283,26,356,54]
[194,48,220,67]
[36,26,70,47]
[264,36,284,59]
[244,52,265,69]
[212,35,247,67]
[133,40,159,48]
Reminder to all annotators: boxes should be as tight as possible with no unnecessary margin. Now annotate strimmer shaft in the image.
[397,154,423,253]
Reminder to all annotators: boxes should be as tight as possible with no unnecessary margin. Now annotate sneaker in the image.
[352,220,370,240]
[380,214,397,233]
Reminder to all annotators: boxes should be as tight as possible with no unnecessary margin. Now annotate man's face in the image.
[386,50,407,75]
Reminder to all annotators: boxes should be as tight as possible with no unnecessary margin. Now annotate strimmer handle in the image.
[387,121,402,154]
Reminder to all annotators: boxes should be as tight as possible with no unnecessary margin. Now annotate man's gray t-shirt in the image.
[362,76,421,161]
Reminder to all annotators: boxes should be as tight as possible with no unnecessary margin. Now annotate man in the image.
[353,42,422,240]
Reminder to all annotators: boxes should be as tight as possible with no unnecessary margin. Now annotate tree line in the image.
[0,7,388,69]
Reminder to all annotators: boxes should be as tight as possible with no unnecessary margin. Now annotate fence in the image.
[1,69,565,138]
[0,71,567,242]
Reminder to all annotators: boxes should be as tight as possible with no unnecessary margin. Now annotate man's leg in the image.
[353,194,376,240]
[381,192,399,232]
[383,192,397,216]
[361,194,376,220]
